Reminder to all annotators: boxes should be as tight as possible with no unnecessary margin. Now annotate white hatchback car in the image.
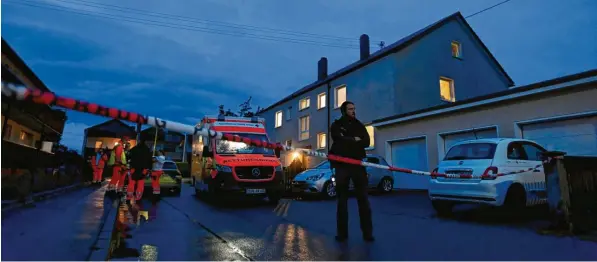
[428,138,548,215]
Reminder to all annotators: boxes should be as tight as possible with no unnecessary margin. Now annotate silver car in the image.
[291,154,395,198]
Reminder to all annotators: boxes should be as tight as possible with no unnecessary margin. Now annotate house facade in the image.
[82,119,138,160]
[1,38,67,155]
[258,12,514,167]
[371,69,597,190]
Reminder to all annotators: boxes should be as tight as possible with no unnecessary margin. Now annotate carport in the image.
[81,119,138,160]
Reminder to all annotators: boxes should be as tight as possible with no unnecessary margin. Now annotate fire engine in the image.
[190,115,284,204]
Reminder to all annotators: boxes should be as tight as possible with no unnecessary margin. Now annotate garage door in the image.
[390,138,429,190]
[442,128,498,154]
[521,115,597,156]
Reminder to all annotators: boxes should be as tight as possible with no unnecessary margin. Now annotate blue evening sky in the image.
[2,0,596,151]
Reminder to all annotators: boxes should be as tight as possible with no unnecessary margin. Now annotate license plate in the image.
[246,188,266,194]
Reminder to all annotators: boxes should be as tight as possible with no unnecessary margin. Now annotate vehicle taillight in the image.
[481,166,499,180]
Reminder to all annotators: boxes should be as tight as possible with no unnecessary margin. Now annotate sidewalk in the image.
[1,185,117,261]
[1,181,94,212]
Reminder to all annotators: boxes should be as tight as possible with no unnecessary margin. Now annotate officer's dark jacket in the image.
[329,116,370,168]
[129,143,153,180]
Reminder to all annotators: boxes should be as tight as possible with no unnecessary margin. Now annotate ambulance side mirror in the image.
[202,146,213,158]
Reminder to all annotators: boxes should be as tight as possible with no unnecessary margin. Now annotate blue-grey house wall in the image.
[328,19,511,126]
[259,13,512,167]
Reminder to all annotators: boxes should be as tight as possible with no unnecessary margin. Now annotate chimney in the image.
[317,57,328,81]
[360,34,370,60]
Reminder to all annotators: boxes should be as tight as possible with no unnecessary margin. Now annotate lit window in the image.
[19,131,34,146]
[451,41,461,58]
[365,125,375,149]
[439,77,455,102]
[286,107,291,121]
[275,111,283,128]
[299,116,310,141]
[317,133,326,149]
[335,86,346,108]
[317,92,326,109]
[299,97,310,110]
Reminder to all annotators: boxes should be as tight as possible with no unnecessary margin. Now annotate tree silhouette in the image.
[218,96,261,117]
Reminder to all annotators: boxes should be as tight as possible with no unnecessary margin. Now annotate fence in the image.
[542,151,597,233]
[1,140,90,201]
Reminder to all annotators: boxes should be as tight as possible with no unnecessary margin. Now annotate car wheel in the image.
[322,181,336,199]
[378,177,393,193]
[431,200,454,217]
[504,184,527,213]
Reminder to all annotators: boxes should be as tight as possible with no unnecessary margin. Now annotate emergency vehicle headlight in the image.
[215,164,232,172]
[274,165,282,172]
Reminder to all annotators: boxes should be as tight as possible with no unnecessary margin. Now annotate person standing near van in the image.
[151,150,166,198]
[127,138,153,202]
[329,101,374,242]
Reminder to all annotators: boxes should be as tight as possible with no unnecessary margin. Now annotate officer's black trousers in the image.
[335,165,373,237]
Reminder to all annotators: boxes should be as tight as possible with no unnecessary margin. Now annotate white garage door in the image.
[390,138,429,190]
[442,128,498,154]
[521,115,597,156]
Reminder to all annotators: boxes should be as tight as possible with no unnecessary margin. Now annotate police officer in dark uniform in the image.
[329,101,374,242]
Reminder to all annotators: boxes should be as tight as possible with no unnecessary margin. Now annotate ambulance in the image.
[190,115,285,204]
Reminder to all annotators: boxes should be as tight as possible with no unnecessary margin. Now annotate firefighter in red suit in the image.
[90,147,108,184]
[108,137,129,194]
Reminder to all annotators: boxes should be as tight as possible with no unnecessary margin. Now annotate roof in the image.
[260,12,514,113]
[1,38,51,92]
[372,69,597,127]
[85,119,137,137]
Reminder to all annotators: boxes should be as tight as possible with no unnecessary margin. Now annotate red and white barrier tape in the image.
[2,82,547,179]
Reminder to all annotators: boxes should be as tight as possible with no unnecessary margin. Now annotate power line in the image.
[55,0,379,43]
[465,0,514,19]
[4,0,360,49]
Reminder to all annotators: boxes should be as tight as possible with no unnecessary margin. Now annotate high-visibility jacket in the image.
[91,153,108,168]
[108,145,127,166]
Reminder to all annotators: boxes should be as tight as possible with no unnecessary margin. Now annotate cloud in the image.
[60,121,90,152]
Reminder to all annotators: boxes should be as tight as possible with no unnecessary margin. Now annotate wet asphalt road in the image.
[1,185,114,261]
[112,184,597,261]
[2,183,596,261]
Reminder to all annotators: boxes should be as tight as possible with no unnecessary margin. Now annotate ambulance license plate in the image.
[246,188,266,194]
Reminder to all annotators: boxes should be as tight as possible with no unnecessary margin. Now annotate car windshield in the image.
[163,162,177,170]
[215,133,275,155]
[314,161,330,169]
[444,143,497,160]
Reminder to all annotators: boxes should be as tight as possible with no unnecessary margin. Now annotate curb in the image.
[1,182,95,212]
[88,197,122,261]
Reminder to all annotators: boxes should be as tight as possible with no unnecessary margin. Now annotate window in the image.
[299,97,310,111]
[451,41,462,58]
[522,143,546,161]
[335,86,346,108]
[275,111,283,128]
[444,143,498,160]
[317,133,326,149]
[19,131,34,146]
[507,142,528,160]
[285,140,292,147]
[94,141,103,148]
[439,77,455,102]
[299,116,310,141]
[365,125,375,149]
[317,92,326,109]
[286,107,291,121]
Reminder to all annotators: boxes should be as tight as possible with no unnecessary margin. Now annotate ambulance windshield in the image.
[215,133,275,155]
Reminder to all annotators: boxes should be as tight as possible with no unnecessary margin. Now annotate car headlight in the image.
[306,173,325,181]
[215,165,232,172]
[274,165,282,172]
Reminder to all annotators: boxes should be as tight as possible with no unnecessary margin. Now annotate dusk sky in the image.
[2,0,596,151]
